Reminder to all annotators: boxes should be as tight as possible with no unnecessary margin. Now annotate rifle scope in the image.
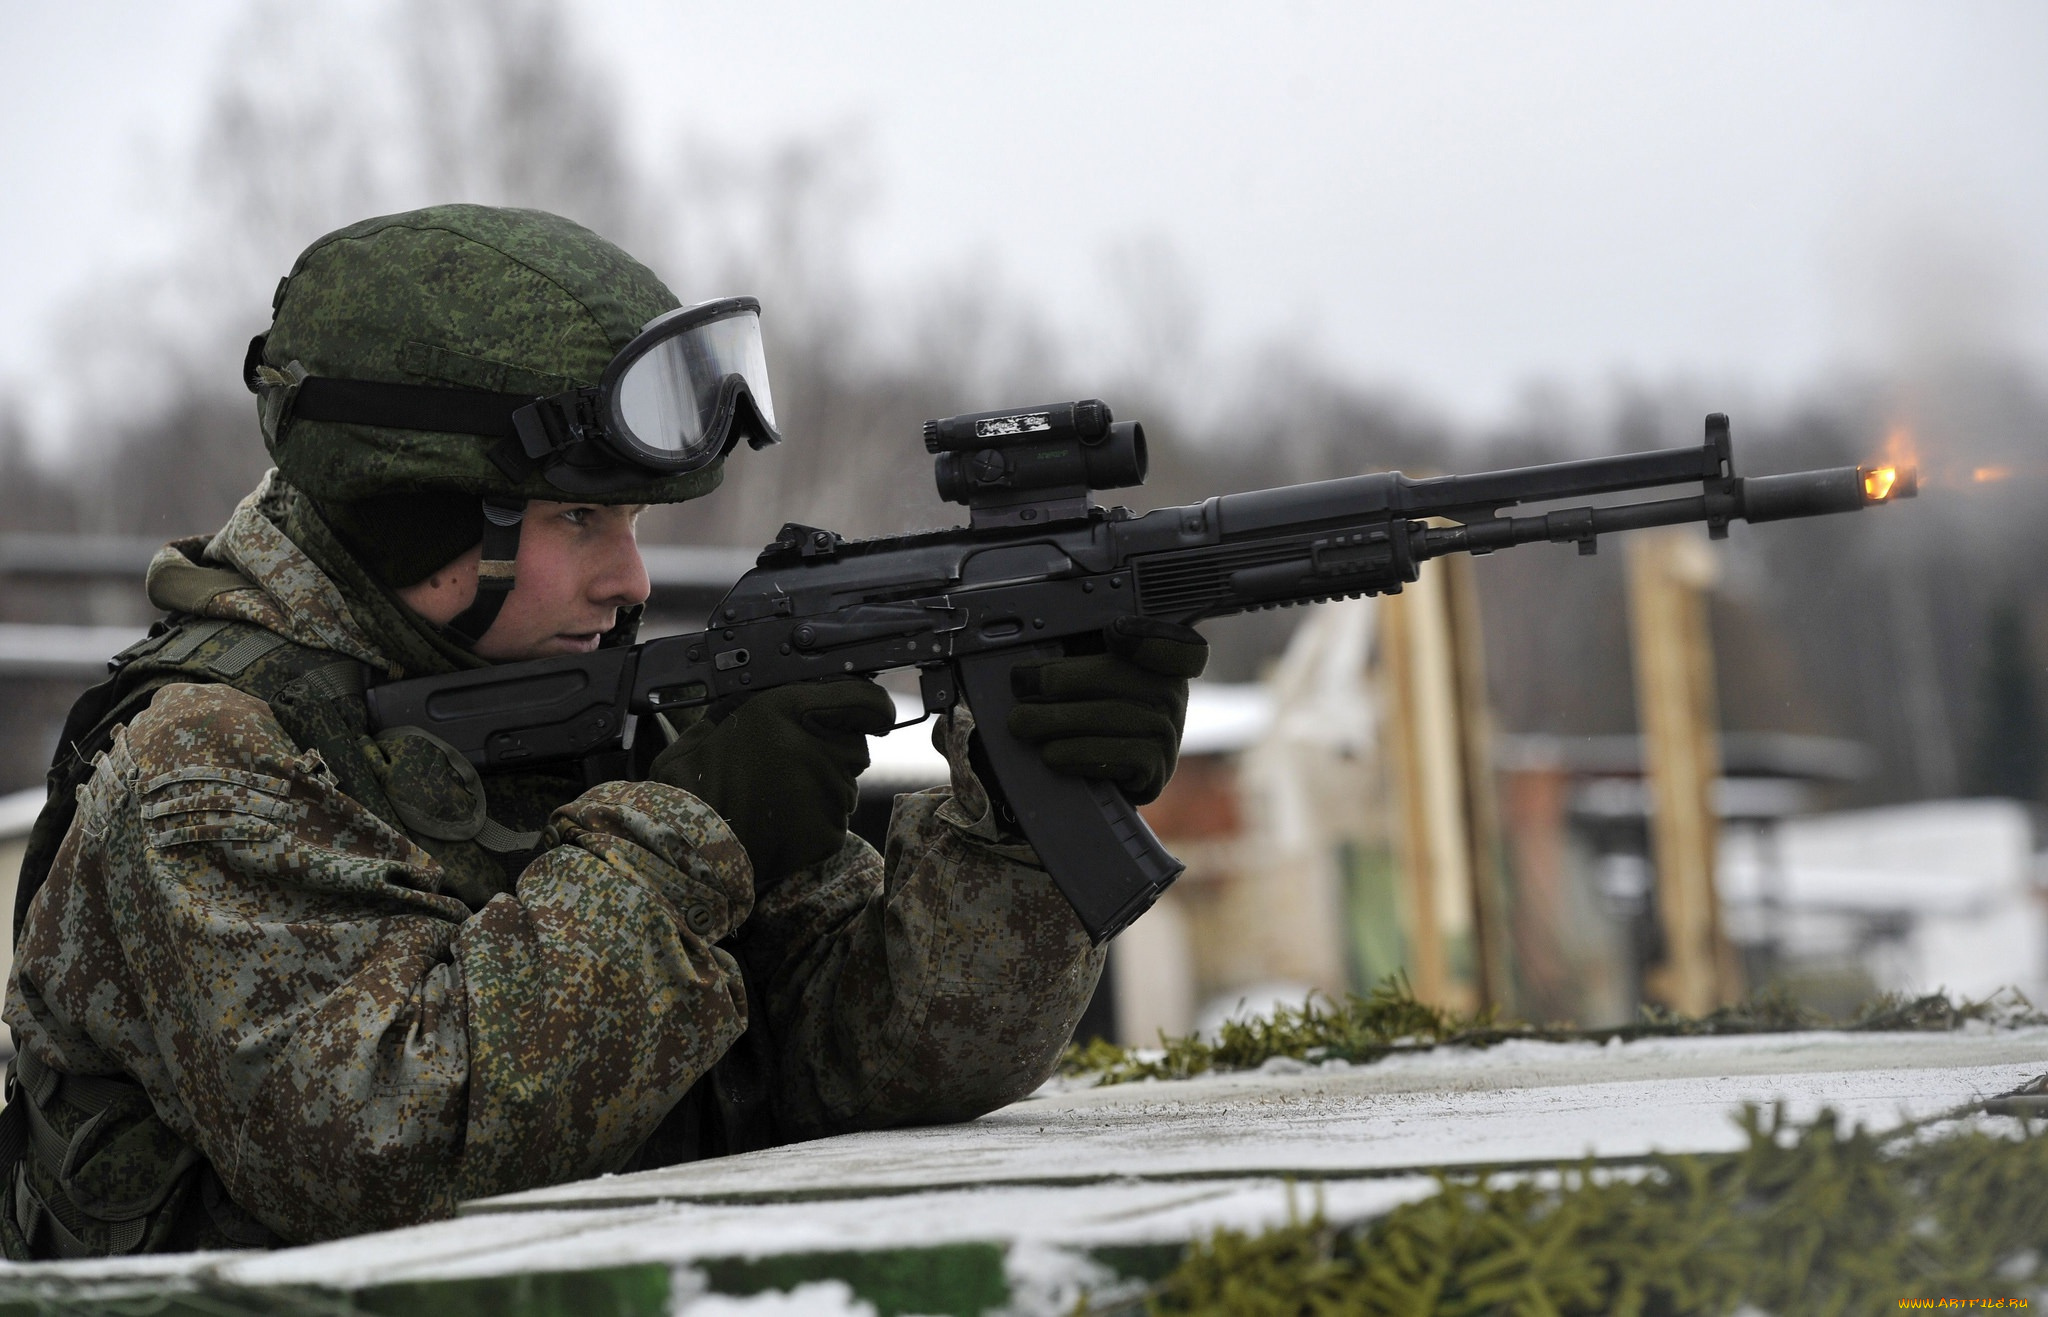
[927,399,1147,508]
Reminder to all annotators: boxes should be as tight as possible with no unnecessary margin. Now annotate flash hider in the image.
[927,399,1148,510]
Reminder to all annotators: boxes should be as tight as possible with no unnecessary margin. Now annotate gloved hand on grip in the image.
[1005,617,1209,806]
[649,676,897,888]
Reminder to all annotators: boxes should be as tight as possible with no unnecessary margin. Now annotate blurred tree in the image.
[0,410,77,535]
[92,391,266,541]
[46,0,659,538]
[1,0,2042,818]
[1966,603,2044,802]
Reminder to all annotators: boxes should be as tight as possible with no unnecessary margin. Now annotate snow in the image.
[1719,799,2048,1001]
[0,789,42,841]
[858,695,949,789]
[209,1178,1444,1292]
[476,1028,2048,1214]
[2,1029,2040,1295]
[676,1279,875,1316]
[1177,683,1274,757]
[1720,800,2039,913]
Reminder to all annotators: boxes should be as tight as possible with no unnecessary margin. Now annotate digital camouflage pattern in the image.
[3,474,1104,1250]
[743,703,1107,1136]
[254,205,721,506]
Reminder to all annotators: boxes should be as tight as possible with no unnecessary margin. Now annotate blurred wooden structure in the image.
[1177,614,1375,1017]
[1627,531,1741,1014]
[1121,754,1240,1043]
[1377,555,1512,1014]
[1104,602,1388,1042]
[1493,744,1624,1026]
[1135,557,1518,1032]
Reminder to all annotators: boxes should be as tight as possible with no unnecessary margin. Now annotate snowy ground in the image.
[0,1027,2040,1313]
[475,1026,2048,1213]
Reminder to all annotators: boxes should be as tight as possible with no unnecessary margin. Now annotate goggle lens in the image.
[611,307,777,463]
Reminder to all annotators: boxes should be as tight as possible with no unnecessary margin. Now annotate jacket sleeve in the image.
[4,681,752,1243]
[735,703,1107,1139]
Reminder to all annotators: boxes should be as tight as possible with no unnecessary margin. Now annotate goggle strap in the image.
[491,393,594,479]
[286,373,757,485]
[443,498,526,648]
[292,376,531,440]
[509,393,597,460]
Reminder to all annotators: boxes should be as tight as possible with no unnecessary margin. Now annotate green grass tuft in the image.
[1060,977,2047,1086]
[1083,1107,2048,1316]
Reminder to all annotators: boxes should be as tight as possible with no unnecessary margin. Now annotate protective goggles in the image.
[252,296,781,493]
[516,297,780,474]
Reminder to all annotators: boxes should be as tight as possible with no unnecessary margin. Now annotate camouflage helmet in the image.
[250,204,724,506]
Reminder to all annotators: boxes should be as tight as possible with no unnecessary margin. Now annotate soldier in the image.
[0,205,1205,1256]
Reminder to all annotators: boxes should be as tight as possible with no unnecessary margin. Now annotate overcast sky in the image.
[4,1,2045,432]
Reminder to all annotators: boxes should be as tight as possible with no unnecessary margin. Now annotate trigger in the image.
[919,665,958,716]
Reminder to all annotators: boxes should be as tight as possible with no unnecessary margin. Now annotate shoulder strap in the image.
[11,618,371,947]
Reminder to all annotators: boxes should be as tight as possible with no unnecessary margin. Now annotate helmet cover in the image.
[256,204,723,506]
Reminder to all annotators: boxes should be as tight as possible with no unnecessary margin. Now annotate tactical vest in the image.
[0,613,779,1259]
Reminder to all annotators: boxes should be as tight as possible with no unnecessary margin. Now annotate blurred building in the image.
[1498,732,1872,1024]
[1720,798,2048,1012]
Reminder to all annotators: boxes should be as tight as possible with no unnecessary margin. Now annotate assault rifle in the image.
[366,403,1915,942]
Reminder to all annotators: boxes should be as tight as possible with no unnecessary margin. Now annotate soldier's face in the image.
[398,501,652,660]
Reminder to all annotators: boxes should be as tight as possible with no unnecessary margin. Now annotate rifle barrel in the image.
[1419,465,1898,559]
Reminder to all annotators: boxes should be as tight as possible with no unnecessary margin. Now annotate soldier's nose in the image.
[600,539,652,609]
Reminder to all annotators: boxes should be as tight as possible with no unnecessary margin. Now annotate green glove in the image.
[1005,617,1209,806]
[649,677,897,887]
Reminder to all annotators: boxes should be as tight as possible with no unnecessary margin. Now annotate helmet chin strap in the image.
[444,497,527,648]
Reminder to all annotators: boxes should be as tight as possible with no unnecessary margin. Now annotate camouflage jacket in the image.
[3,474,1103,1252]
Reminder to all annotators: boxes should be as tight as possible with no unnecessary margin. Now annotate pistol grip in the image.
[954,647,1184,943]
